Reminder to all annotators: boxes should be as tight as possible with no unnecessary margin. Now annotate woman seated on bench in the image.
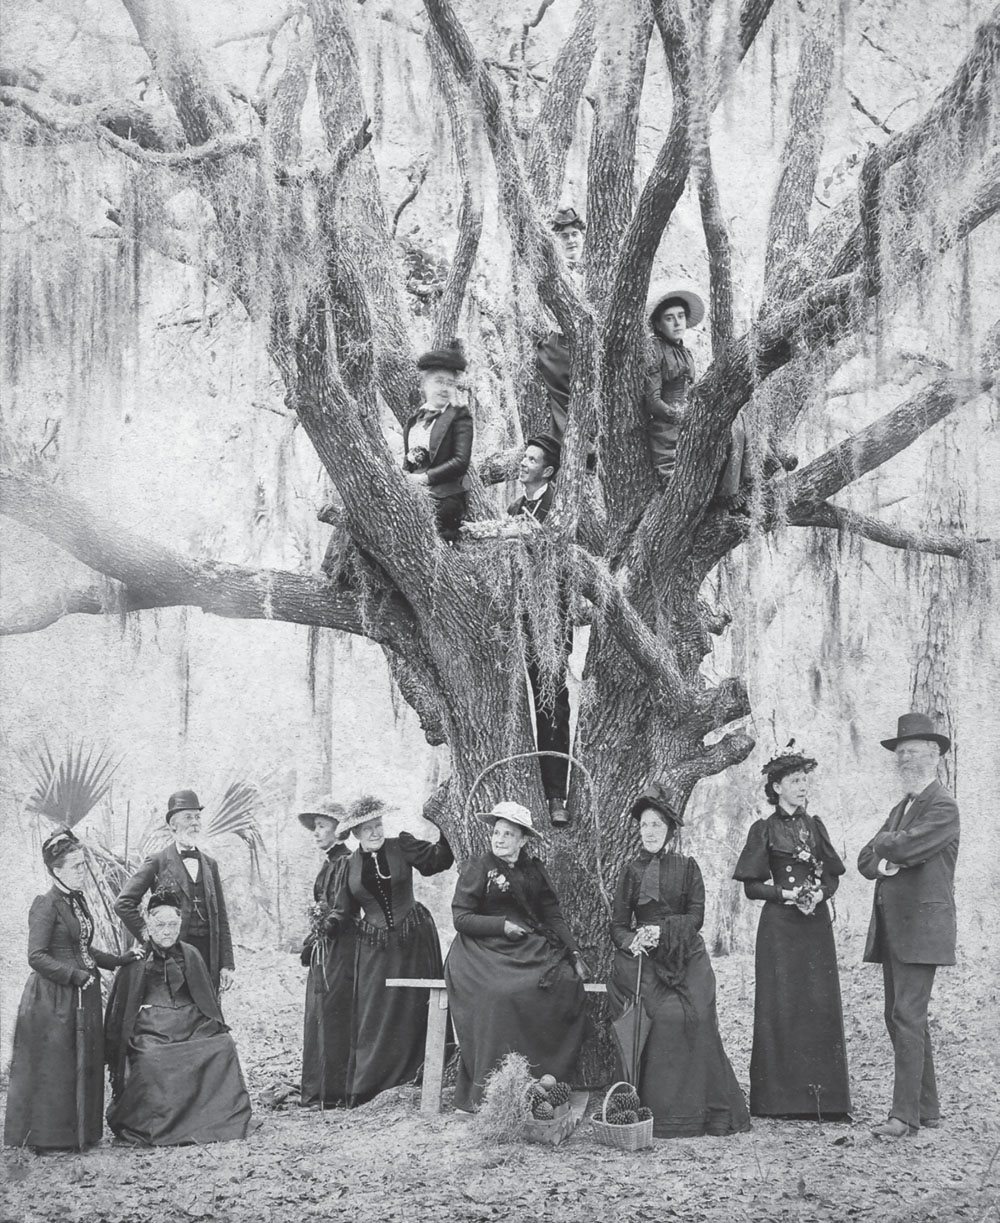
[444,802,589,1111]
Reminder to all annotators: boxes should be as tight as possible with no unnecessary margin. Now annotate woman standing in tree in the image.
[608,785,750,1138]
[324,795,453,1106]
[4,828,141,1150]
[733,747,851,1119]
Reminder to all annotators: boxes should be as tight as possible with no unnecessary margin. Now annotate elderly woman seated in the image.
[104,890,253,1146]
[444,801,589,1111]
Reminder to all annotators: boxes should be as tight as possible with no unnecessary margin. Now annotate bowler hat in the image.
[477,800,543,838]
[552,207,585,232]
[417,338,467,373]
[646,280,705,329]
[629,782,684,826]
[880,712,951,754]
[298,798,347,832]
[165,789,203,823]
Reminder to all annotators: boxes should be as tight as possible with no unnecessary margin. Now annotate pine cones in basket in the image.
[526,1074,573,1120]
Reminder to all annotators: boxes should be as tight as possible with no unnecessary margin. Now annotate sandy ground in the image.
[2,947,998,1223]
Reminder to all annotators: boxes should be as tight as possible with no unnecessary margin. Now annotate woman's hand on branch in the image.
[573,954,591,982]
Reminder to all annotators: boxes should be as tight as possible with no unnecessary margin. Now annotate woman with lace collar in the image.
[4,828,140,1151]
[733,746,851,1120]
[608,784,750,1139]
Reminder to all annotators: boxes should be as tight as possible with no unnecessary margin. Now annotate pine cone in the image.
[637,1107,654,1121]
[548,1082,570,1106]
[605,1107,628,1125]
[618,1087,641,1112]
[532,1099,555,1121]
[620,1110,640,1124]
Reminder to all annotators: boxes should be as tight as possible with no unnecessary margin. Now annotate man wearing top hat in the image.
[507,434,573,827]
[115,790,235,994]
[403,338,474,542]
[858,713,960,1138]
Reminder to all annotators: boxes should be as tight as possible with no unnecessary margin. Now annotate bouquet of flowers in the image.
[406,445,430,471]
[486,867,511,893]
[792,835,825,915]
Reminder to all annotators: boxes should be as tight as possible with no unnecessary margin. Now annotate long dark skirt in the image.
[750,901,850,1118]
[346,905,443,1106]
[608,941,750,1139]
[107,992,252,1145]
[301,932,356,1106]
[4,973,104,1149]
[445,930,587,1111]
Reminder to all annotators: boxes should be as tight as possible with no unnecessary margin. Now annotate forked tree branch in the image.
[786,501,1000,559]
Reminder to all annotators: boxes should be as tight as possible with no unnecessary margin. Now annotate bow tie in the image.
[179,848,199,860]
[418,406,444,421]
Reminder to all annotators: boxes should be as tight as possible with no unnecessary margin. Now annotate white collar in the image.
[523,482,549,504]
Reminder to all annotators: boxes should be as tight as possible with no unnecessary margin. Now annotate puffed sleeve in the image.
[27,895,88,986]
[323,860,360,938]
[451,857,506,938]
[398,829,455,876]
[534,862,580,954]
[611,862,638,952]
[813,815,846,899]
[733,819,782,902]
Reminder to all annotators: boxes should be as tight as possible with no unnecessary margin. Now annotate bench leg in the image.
[421,987,449,1115]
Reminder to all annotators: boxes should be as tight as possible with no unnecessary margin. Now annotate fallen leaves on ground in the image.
[3,947,998,1223]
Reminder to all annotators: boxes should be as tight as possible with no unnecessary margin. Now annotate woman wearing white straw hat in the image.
[323,795,453,1106]
[643,281,750,504]
[443,801,589,1111]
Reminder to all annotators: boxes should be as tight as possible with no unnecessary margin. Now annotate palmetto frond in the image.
[205,779,266,875]
[21,739,122,827]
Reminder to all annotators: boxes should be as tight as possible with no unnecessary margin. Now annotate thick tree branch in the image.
[783,377,983,508]
[0,470,406,641]
[697,151,735,354]
[764,19,835,287]
[786,502,1000,560]
[525,0,598,209]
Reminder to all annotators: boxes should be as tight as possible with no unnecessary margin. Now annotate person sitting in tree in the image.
[402,339,474,543]
[507,434,572,827]
[643,282,752,507]
[535,207,585,446]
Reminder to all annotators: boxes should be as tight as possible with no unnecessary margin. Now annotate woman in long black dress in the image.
[325,795,453,1106]
[105,890,253,1146]
[444,801,589,1111]
[297,800,355,1108]
[608,785,750,1139]
[4,828,141,1151]
[733,747,851,1119]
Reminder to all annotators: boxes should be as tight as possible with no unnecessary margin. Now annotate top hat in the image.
[629,782,684,826]
[477,800,543,838]
[646,281,706,330]
[166,789,203,824]
[551,207,586,232]
[880,712,951,754]
[298,798,347,832]
[416,338,467,374]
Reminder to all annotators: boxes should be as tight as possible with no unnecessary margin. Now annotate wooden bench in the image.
[386,978,607,1114]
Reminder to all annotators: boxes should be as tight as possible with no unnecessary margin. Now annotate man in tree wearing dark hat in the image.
[535,207,585,446]
[115,790,235,995]
[403,338,474,542]
[858,713,960,1138]
[507,435,572,827]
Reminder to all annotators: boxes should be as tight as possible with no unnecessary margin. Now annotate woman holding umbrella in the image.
[444,801,589,1111]
[608,785,749,1138]
[4,827,141,1151]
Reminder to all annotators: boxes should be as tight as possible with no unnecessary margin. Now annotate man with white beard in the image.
[858,713,960,1138]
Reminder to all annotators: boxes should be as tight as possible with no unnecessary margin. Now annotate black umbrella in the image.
[75,984,87,1150]
[610,954,652,1087]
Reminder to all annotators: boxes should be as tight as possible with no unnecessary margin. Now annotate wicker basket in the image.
[523,1100,575,1146]
[589,1081,655,1151]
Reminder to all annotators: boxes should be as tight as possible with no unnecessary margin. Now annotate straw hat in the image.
[477,800,543,838]
[297,798,347,832]
[335,795,391,841]
[645,280,705,329]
